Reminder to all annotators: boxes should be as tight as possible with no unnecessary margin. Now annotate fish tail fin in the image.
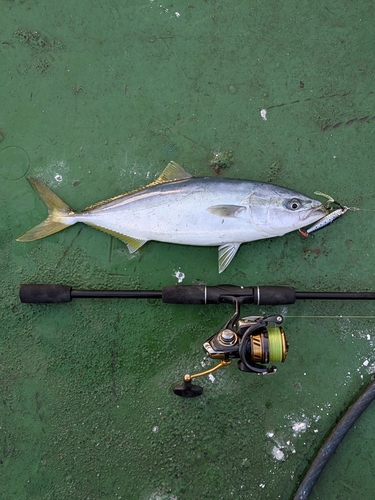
[17,178,75,242]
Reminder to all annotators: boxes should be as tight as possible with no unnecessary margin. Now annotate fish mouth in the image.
[300,203,327,221]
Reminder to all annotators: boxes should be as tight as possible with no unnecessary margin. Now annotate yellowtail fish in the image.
[17,161,326,272]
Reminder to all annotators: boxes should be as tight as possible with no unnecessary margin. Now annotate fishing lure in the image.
[299,206,348,238]
[299,191,349,238]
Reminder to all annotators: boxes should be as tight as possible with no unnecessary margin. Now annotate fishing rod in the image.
[19,283,375,398]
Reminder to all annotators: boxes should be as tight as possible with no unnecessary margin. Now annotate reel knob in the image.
[173,377,204,398]
[173,360,232,397]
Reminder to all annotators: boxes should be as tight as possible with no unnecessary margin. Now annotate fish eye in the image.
[286,198,302,210]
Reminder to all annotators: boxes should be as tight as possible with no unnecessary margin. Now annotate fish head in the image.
[249,186,327,236]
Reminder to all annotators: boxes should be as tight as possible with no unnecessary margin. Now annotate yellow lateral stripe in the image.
[82,161,192,212]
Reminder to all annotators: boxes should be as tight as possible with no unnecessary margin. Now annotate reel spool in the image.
[173,314,289,397]
[237,316,288,373]
[250,326,287,363]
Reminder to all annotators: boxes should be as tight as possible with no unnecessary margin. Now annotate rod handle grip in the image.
[19,284,72,303]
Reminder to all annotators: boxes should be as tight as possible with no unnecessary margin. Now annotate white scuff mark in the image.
[148,493,178,500]
[266,429,295,461]
[173,269,185,283]
[292,421,308,435]
[280,306,288,316]
[149,0,181,20]
[208,373,215,383]
[272,446,285,461]
[34,160,69,186]
[260,109,267,121]
[267,410,329,462]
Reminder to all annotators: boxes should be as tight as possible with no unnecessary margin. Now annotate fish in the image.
[17,161,326,273]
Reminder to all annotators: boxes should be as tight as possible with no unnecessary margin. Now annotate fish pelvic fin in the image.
[218,243,241,273]
[17,177,74,242]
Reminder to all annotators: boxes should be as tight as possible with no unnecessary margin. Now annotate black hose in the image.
[293,376,375,499]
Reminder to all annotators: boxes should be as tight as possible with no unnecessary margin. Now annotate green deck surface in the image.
[1,1,375,499]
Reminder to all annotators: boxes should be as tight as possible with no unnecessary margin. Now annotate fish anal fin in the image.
[208,205,246,219]
[86,224,147,253]
[121,234,148,253]
[218,243,241,273]
[155,161,193,184]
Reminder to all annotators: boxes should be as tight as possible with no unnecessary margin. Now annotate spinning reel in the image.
[173,305,288,397]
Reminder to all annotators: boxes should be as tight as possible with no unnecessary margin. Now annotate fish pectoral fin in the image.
[207,205,246,218]
[155,161,193,184]
[218,243,241,273]
[86,224,147,253]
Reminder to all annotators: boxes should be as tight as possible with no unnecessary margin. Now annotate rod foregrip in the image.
[19,284,72,303]
[254,286,296,305]
[162,285,208,304]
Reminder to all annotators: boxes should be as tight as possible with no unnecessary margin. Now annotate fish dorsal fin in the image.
[155,161,193,184]
[218,243,241,273]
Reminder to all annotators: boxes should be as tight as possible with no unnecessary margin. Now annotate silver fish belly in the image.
[17,161,326,272]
